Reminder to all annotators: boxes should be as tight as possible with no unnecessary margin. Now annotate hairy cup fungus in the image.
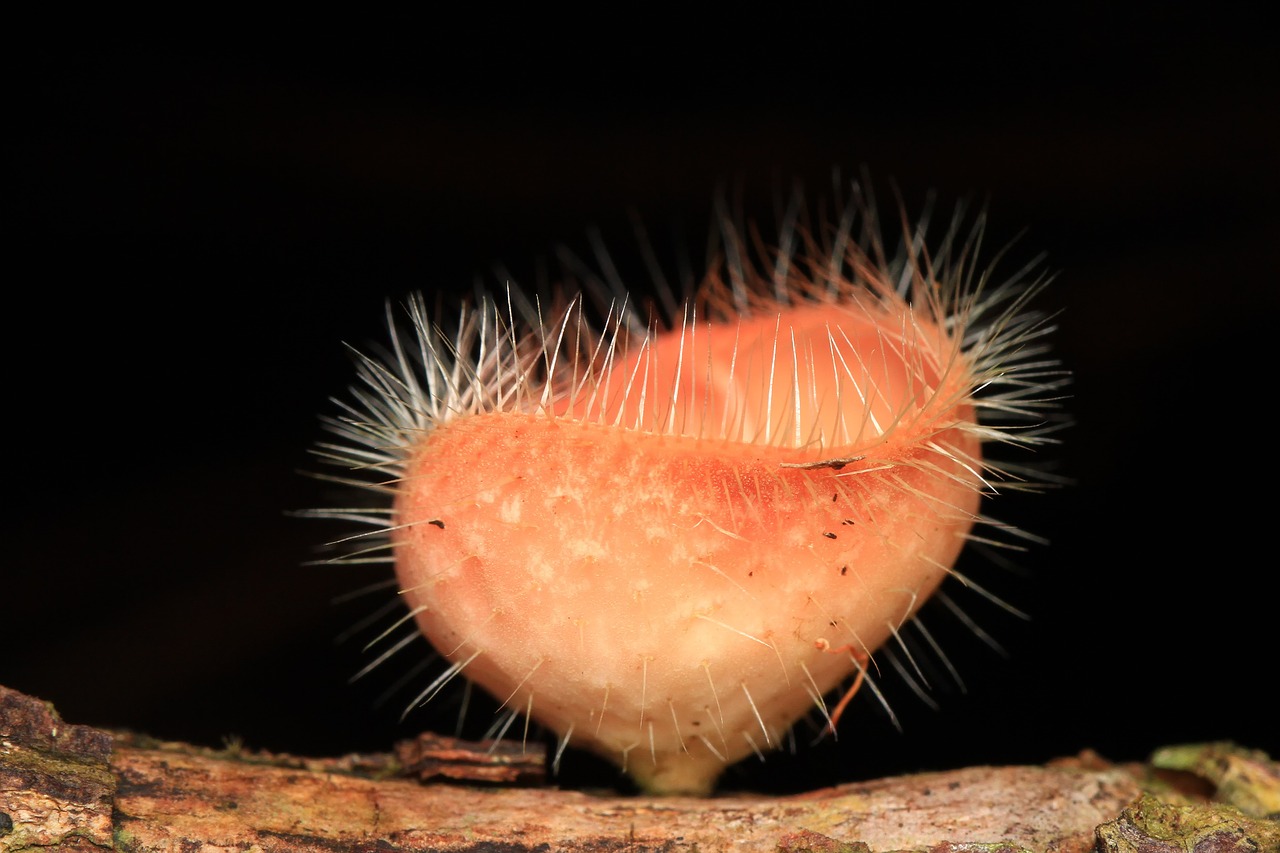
[312,183,1065,795]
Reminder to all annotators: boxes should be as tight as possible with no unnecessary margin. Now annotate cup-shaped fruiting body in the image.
[314,187,1064,796]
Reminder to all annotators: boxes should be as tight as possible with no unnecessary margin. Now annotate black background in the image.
[8,17,1277,795]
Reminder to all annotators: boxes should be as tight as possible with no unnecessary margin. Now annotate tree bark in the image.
[2,684,1276,852]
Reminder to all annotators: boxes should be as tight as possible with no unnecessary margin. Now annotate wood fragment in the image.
[394,732,546,786]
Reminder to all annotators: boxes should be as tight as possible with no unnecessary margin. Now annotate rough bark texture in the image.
[2,684,1276,852]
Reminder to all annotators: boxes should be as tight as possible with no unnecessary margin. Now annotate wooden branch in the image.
[2,684,1276,852]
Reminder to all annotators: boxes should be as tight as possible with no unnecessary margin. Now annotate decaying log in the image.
[2,684,1276,852]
